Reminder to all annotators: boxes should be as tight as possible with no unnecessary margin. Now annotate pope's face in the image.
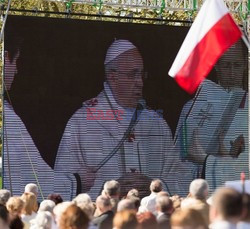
[216,43,246,90]
[108,48,144,108]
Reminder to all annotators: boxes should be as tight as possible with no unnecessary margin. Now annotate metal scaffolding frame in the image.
[48,0,249,14]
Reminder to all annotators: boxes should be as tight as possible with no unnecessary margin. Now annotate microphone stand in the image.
[94,102,144,173]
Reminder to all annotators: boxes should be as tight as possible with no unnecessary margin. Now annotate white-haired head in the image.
[103,180,120,197]
[72,193,94,219]
[104,39,136,65]
[127,189,139,198]
[30,211,53,229]
[189,179,209,200]
[73,193,92,205]
[25,183,38,197]
[156,194,173,214]
[117,199,135,212]
[38,200,55,214]
[150,179,163,193]
[0,189,11,205]
[95,195,112,214]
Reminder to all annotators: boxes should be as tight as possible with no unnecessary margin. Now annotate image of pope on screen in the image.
[55,39,178,199]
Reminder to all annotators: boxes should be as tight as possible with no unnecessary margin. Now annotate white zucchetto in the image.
[104,39,136,65]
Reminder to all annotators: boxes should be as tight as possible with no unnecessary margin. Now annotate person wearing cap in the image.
[55,39,178,200]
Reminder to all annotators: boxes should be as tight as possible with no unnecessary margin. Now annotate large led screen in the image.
[3,15,248,200]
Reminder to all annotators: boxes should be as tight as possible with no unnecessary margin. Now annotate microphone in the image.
[137,99,146,110]
[129,99,146,129]
[94,99,146,173]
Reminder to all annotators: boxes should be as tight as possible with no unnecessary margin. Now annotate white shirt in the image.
[210,221,237,229]
[237,222,250,229]
[139,192,158,215]
[22,212,37,229]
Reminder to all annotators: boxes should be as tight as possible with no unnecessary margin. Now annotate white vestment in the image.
[3,100,77,200]
[174,79,249,195]
[55,82,179,199]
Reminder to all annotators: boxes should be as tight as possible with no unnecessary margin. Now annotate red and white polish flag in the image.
[168,0,242,94]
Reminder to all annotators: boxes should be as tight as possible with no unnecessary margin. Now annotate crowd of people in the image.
[0,178,249,229]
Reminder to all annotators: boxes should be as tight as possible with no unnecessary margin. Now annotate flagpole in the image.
[241,34,250,49]
[241,172,245,194]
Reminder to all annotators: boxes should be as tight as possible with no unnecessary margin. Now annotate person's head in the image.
[157,191,170,197]
[59,204,89,229]
[47,193,63,205]
[6,197,24,216]
[189,179,209,201]
[0,204,9,229]
[96,195,112,214]
[72,193,94,219]
[103,180,120,198]
[117,199,136,212]
[0,189,11,206]
[113,210,138,229]
[216,39,248,90]
[21,192,38,215]
[24,183,38,197]
[156,195,173,214]
[53,201,73,225]
[126,189,139,199]
[127,196,140,212]
[171,208,208,229]
[209,187,243,223]
[31,211,53,229]
[104,39,144,108]
[150,179,163,193]
[170,195,182,211]
[38,200,56,214]
[9,213,24,229]
[137,212,157,229]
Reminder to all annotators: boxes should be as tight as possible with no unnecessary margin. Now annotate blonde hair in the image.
[21,192,38,215]
[59,204,89,229]
[171,208,208,229]
[6,196,24,215]
[113,210,138,229]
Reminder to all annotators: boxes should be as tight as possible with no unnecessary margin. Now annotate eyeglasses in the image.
[111,69,148,80]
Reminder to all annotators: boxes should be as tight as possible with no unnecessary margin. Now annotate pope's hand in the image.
[229,134,245,158]
[218,130,245,158]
